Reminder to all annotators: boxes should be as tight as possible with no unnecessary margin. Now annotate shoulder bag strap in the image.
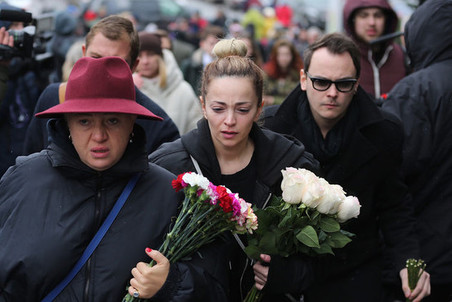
[42,173,142,302]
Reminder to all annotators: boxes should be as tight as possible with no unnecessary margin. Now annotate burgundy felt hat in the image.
[36,56,162,120]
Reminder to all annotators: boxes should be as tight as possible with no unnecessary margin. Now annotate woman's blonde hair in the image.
[201,38,264,107]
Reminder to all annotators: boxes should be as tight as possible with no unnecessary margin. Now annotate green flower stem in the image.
[243,285,262,302]
[406,259,426,302]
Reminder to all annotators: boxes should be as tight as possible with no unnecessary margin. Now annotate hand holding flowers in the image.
[123,172,258,301]
[402,259,430,302]
[244,168,360,301]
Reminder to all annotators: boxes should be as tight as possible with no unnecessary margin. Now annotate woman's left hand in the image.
[128,248,170,299]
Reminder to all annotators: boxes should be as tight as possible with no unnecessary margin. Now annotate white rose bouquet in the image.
[243,168,360,302]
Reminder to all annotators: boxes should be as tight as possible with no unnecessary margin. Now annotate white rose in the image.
[315,181,346,215]
[281,168,322,205]
[299,171,325,208]
[337,196,361,222]
[281,168,305,204]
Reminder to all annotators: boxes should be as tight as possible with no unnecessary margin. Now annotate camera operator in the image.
[0,3,41,177]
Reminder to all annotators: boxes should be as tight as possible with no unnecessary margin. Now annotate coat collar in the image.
[181,118,312,189]
[273,85,384,181]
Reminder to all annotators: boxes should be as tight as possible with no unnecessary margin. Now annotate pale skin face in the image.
[137,50,160,79]
[66,113,136,171]
[201,77,262,172]
[353,7,386,43]
[82,32,138,71]
[200,35,219,55]
[276,45,293,71]
[300,47,358,138]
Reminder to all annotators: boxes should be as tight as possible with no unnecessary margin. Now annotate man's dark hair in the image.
[303,32,361,78]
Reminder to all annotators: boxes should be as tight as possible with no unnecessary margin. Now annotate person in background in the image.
[23,15,180,156]
[47,10,81,83]
[0,3,41,177]
[343,0,407,100]
[180,25,225,94]
[263,39,303,105]
[61,39,84,82]
[238,32,265,67]
[381,1,452,300]
[143,27,195,67]
[262,32,430,302]
[133,32,202,134]
[149,38,319,301]
[306,26,323,46]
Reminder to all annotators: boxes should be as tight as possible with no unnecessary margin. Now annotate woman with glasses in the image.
[262,33,430,301]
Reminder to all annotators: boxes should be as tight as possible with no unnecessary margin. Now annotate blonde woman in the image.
[149,38,319,301]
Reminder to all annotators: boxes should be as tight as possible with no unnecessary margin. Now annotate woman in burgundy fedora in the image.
[0,56,222,301]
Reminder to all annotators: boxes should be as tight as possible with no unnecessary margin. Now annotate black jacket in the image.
[382,0,452,284]
[23,83,180,156]
[0,120,182,301]
[0,59,41,177]
[263,85,419,301]
[150,119,319,301]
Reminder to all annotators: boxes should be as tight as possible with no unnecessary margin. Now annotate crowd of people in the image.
[0,0,451,300]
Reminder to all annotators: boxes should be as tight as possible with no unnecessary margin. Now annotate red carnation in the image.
[217,186,233,213]
[172,173,185,192]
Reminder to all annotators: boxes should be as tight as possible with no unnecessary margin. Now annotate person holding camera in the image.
[0,3,41,178]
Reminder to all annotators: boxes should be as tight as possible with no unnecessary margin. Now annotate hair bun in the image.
[212,39,248,58]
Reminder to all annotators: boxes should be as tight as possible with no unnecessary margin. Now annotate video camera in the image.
[0,8,54,61]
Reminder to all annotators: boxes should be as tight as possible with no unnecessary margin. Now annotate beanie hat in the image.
[138,32,163,56]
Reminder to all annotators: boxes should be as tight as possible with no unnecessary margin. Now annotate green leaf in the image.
[279,206,294,228]
[244,245,261,260]
[316,243,335,255]
[259,232,279,254]
[319,217,340,233]
[329,231,352,248]
[296,225,320,248]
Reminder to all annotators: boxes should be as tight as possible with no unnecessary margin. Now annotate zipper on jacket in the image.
[368,45,393,97]
[84,179,103,301]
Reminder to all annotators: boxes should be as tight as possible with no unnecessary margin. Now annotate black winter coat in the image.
[263,85,420,301]
[381,0,452,285]
[23,83,180,156]
[0,120,181,301]
[149,119,319,301]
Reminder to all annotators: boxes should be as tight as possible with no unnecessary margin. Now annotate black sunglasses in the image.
[305,71,357,93]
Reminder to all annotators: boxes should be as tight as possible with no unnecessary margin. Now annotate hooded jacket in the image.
[150,119,319,301]
[263,85,419,300]
[1,119,231,302]
[382,0,452,284]
[343,0,407,98]
[0,120,180,301]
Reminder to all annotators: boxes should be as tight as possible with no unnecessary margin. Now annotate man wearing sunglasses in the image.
[262,33,430,301]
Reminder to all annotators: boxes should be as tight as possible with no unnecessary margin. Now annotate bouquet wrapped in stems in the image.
[123,172,258,302]
[244,168,361,302]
